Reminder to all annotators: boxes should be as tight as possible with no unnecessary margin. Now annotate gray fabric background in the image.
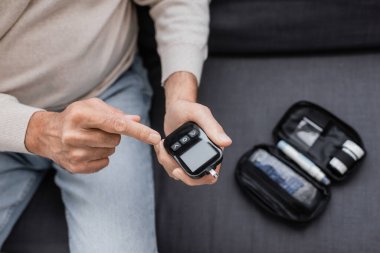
[4,46,380,253]
[152,53,380,253]
[209,0,380,54]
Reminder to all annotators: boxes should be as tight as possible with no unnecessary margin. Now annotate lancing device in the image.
[277,140,331,186]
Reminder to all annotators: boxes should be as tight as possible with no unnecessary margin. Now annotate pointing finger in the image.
[84,113,161,145]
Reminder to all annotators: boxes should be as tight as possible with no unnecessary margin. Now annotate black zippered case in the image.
[235,101,366,222]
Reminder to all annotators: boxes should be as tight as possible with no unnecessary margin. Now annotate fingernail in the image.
[148,133,161,144]
[124,115,140,122]
[219,133,232,143]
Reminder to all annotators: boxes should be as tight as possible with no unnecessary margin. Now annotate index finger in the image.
[84,113,161,145]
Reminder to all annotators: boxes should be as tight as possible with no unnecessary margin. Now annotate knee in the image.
[69,228,158,253]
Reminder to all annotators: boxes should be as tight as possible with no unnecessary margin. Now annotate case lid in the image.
[272,101,366,181]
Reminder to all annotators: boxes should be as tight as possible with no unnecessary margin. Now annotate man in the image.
[0,0,232,252]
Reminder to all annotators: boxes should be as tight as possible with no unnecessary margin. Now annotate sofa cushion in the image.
[151,52,380,253]
[3,171,69,253]
[210,0,380,54]
[137,1,380,56]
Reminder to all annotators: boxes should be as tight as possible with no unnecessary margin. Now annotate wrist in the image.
[25,111,58,156]
[164,71,198,108]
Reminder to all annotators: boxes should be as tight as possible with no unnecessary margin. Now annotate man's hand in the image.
[154,72,232,186]
[25,98,161,173]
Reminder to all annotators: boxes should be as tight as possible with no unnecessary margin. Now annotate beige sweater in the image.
[0,0,209,153]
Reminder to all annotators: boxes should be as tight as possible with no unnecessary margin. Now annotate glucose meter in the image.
[164,122,223,179]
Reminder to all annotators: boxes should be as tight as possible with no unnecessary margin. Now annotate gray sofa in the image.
[3,1,380,252]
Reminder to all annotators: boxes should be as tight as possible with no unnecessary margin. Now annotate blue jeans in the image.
[0,57,158,252]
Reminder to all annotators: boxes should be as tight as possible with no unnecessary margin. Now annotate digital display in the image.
[180,141,218,172]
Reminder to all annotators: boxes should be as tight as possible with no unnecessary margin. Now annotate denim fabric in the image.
[0,56,158,253]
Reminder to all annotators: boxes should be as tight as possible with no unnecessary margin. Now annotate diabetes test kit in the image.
[235,101,366,222]
[164,122,223,179]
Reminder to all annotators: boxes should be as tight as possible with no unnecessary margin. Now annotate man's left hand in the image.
[154,72,232,186]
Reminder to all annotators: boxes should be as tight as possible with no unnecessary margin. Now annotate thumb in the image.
[190,105,232,147]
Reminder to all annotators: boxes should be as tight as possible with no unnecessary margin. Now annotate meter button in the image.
[179,135,190,145]
[188,129,199,138]
[171,142,182,151]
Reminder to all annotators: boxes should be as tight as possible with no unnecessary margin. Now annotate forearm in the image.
[164,71,198,108]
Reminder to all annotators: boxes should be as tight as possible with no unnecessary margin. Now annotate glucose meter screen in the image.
[180,142,218,172]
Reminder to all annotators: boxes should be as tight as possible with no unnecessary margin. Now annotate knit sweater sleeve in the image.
[0,94,44,153]
[134,0,210,84]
